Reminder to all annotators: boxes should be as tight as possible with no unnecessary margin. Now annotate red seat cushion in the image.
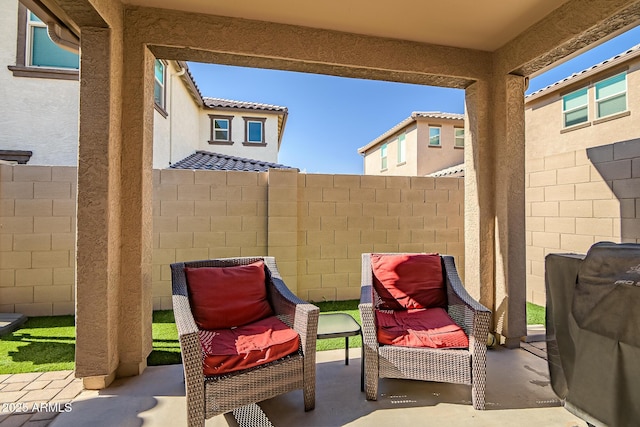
[376,307,469,349]
[371,254,446,310]
[199,315,300,376]
[185,261,273,330]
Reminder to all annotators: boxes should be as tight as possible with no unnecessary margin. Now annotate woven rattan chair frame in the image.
[359,253,491,410]
[171,257,319,427]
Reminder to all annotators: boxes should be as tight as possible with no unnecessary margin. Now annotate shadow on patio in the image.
[49,346,586,427]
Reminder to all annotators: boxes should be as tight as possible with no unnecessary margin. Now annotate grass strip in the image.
[0,301,547,374]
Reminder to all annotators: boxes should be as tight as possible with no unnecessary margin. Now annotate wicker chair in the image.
[359,253,491,410]
[171,257,319,427]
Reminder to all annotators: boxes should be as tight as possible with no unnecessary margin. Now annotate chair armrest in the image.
[442,256,491,352]
[170,262,205,388]
[264,257,319,356]
[359,285,379,350]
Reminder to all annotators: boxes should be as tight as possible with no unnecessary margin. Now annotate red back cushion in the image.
[184,261,274,330]
[371,254,446,310]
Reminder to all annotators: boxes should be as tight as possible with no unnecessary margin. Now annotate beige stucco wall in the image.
[363,118,464,177]
[525,59,640,160]
[416,118,465,176]
[198,110,282,163]
[363,125,418,176]
[0,0,79,166]
[152,61,201,169]
[0,164,464,314]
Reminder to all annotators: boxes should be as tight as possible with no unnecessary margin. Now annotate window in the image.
[154,59,166,110]
[208,115,234,144]
[454,128,465,147]
[9,6,79,79]
[380,143,388,170]
[397,134,406,164]
[595,72,627,119]
[243,117,266,144]
[27,12,78,69]
[429,127,441,146]
[562,88,588,127]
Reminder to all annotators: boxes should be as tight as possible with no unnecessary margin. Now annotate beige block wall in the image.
[0,165,77,316]
[525,145,640,306]
[1,165,465,314]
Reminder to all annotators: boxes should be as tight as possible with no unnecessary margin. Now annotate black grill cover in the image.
[546,242,640,427]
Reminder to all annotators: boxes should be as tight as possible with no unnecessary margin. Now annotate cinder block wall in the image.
[1,165,465,315]
[525,143,640,305]
[0,165,76,316]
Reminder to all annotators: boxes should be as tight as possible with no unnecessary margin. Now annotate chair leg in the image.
[363,345,378,400]
[303,374,316,411]
[471,357,487,410]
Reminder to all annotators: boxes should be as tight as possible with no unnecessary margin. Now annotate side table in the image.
[317,312,363,391]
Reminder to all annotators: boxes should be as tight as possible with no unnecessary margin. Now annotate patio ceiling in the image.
[122,0,571,51]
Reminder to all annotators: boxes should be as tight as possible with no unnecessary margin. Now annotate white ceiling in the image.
[122,0,571,51]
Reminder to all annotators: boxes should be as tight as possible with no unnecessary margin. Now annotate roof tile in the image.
[170,151,295,172]
[203,97,288,112]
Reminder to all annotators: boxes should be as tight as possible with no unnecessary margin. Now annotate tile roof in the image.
[203,97,288,113]
[170,151,295,172]
[428,163,465,177]
[526,43,640,101]
[358,111,464,154]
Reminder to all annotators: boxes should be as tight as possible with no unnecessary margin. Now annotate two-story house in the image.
[523,43,640,305]
[0,0,289,169]
[358,112,464,176]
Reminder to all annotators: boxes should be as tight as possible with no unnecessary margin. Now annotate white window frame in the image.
[429,126,441,146]
[397,134,406,164]
[454,128,464,148]
[26,12,45,67]
[211,117,232,142]
[562,87,588,128]
[380,143,388,170]
[154,59,166,110]
[595,72,627,119]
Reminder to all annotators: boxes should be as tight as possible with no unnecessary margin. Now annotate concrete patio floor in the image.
[36,345,587,427]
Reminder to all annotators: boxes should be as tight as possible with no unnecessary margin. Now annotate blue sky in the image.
[188,26,640,175]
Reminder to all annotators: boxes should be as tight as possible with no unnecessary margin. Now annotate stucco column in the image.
[75,27,121,389]
[267,168,299,294]
[117,36,155,377]
[464,75,527,348]
[492,74,527,347]
[464,80,495,309]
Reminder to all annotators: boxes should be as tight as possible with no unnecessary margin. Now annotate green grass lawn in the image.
[0,301,546,374]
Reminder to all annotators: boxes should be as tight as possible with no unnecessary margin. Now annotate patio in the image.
[1,340,586,427]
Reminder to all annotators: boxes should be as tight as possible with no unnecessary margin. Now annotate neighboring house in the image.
[358,112,464,177]
[523,43,640,305]
[524,44,640,160]
[0,0,288,168]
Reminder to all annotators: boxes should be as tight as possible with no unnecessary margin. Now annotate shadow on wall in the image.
[587,138,640,244]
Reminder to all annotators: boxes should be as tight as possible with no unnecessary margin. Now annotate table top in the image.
[317,313,361,338]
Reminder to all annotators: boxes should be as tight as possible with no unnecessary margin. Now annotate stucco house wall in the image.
[0,0,79,166]
[151,61,201,169]
[198,109,282,164]
[363,124,418,176]
[360,113,464,177]
[415,118,465,177]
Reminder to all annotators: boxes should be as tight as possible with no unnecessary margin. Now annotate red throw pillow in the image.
[371,254,446,310]
[184,261,273,330]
